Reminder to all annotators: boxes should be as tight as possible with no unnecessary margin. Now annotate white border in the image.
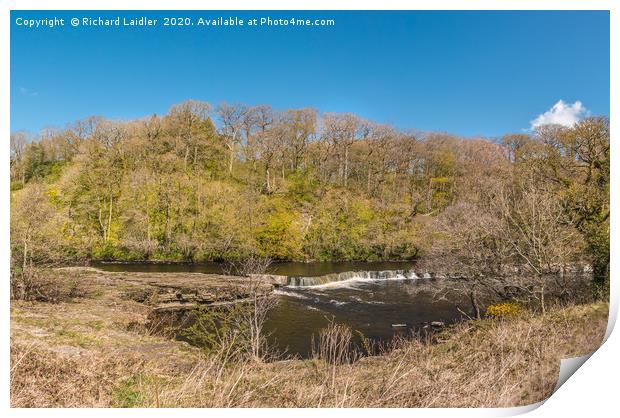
[2,2,616,417]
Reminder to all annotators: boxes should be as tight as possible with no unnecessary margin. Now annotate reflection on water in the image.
[93,260,416,277]
[266,277,468,357]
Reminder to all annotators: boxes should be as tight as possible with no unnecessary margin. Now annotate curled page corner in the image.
[551,287,620,395]
[494,401,545,416]
[491,351,599,417]
[554,353,593,393]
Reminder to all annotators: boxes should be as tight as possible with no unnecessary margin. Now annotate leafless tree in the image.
[217,102,249,176]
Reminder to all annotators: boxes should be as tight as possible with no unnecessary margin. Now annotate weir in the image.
[285,269,420,287]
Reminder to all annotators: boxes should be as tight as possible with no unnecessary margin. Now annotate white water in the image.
[273,289,310,299]
[284,270,420,289]
[266,273,467,357]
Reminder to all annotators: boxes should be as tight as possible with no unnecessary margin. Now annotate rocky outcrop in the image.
[89,271,277,336]
[110,271,275,309]
[247,274,289,286]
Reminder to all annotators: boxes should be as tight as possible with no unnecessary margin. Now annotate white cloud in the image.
[19,86,38,97]
[530,100,588,130]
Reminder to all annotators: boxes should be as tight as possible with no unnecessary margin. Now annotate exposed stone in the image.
[248,274,289,286]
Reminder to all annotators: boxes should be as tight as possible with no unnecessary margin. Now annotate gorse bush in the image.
[486,301,524,319]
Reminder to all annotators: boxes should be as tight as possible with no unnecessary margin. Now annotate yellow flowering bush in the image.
[486,301,524,319]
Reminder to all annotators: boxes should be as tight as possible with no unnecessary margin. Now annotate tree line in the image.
[9,100,609,286]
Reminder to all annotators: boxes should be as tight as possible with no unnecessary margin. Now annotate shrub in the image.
[312,321,357,365]
[486,301,524,319]
[10,267,88,303]
[182,304,252,359]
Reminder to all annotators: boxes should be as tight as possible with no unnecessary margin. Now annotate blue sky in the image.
[11,10,609,137]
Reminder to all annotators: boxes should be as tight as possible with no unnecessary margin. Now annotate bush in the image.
[312,321,357,365]
[486,301,524,319]
[182,304,253,359]
[10,267,88,303]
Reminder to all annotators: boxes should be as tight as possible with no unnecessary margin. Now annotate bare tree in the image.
[322,113,365,187]
[281,109,317,172]
[426,174,587,315]
[217,103,249,176]
[10,131,28,183]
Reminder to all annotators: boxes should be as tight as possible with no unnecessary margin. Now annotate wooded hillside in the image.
[9,101,609,284]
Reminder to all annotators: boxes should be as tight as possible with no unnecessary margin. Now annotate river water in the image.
[267,276,468,357]
[93,260,416,276]
[95,261,468,357]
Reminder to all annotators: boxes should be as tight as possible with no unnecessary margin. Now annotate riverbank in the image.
[92,259,418,278]
[10,268,608,407]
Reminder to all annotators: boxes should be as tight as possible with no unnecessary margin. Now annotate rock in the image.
[248,274,289,286]
[50,345,86,357]
[430,321,445,329]
[153,302,197,313]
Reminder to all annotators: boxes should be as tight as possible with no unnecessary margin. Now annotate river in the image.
[94,261,468,357]
[93,260,416,276]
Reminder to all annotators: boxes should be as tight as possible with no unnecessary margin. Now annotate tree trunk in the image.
[427,178,433,213]
[184,147,190,170]
[146,198,151,242]
[22,238,28,273]
[228,130,238,176]
[229,143,234,175]
[344,146,349,187]
[470,291,481,320]
[107,192,113,242]
[98,206,106,241]
[165,202,171,244]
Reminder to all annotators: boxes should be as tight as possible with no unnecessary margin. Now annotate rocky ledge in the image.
[57,267,277,312]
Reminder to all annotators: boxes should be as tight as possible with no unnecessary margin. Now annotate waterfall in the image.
[285,270,419,287]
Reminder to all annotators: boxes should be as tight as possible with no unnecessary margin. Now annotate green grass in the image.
[112,375,148,407]
[54,329,101,348]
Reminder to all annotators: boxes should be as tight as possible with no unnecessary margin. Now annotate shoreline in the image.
[10,266,609,407]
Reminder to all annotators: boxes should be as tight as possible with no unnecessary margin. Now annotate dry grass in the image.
[154,302,608,408]
[11,293,608,407]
